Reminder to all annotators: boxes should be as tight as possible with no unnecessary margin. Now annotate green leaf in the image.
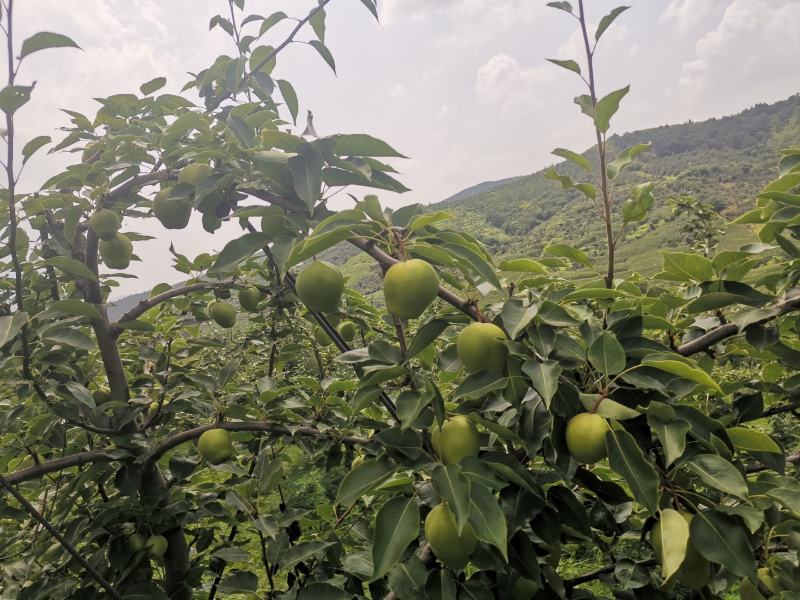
[370,496,420,581]
[207,232,269,276]
[766,486,800,517]
[595,6,630,42]
[606,428,660,515]
[277,79,299,124]
[607,142,650,179]
[726,427,781,454]
[622,182,655,222]
[21,135,50,165]
[396,391,427,430]
[467,483,508,561]
[552,147,592,172]
[44,327,94,350]
[594,85,629,133]
[227,114,255,147]
[661,251,713,282]
[259,11,288,36]
[547,1,573,13]
[581,394,640,420]
[289,148,324,210]
[498,258,547,274]
[335,459,396,506]
[140,77,166,95]
[20,32,81,60]
[297,583,353,600]
[690,510,756,578]
[546,58,581,75]
[588,331,626,375]
[544,243,591,267]
[656,508,689,580]
[310,7,326,42]
[452,371,508,401]
[36,299,102,321]
[332,133,406,158]
[408,211,452,231]
[253,450,282,494]
[282,541,335,570]
[647,412,689,467]
[309,40,336,73]
[406,318,449,359]
[522,360,561,408]
[44,256,98,281]
[640,358,723,394]
[0,312,28,347]
[0,84,33,115]
[431,464,471,534]
[686,454,748,499]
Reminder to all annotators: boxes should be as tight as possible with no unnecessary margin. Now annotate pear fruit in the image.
[93,387,111,405]
[128,533,146,553]
[383,259,439,319]
[337,321,357,342]
[153,187,191,229]
[99,233,133,270]
[314,326,332,347]
[432,416,480,465]
[238,286,264,312]
[424,503,477,569]
[88,208,121,241]
[198,428,234,465]
[511,578,540,600]
[565,413,609,464]
[295,261,344,313]
[207,300,236,328]
[177,163,212,186]
[145,535,168,559]
[456,322,508,373]
[739,567,785,600]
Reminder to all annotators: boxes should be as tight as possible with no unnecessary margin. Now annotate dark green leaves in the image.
[0,312,28,348]
[431,465,471,534]
[140,77,166,96]
[332,133,406,158]
[207,232,270,276]
[309,40,336,73]
[467,483,508,561]
[0,85,33,115]
[606,428,660,515]
[20,32,81,60]
[522,360,561,407]
[660,251,713,282]
[686,454,748,499]
[371,497,420,581]
[21,135,51,165]
[690,510,756,577]
[546,58,581,75]
[277,79,299,124]
[44,256,98,281]
[595,7,630,42]
[594,85,629,133]
[289,145,324,210]
[335,459,396,507]
[588,331,625,375]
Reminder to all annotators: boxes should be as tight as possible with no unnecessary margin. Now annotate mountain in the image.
[109,95,800,314]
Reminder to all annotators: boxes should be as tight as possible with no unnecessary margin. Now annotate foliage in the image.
[1,1,800,600]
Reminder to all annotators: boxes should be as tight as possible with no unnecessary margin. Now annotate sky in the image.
[9,0,800,297]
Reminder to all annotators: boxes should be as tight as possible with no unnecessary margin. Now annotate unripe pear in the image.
[198,428,234,465]
[153,187,191,229]
[565,413,609,464]
[207,300,236,328]
[424,503,477,569]
[456,322,508,373]
[238,286,264,312]
[88,208,121,241]
[383,259,439,319]
[337,321,357,342]
[177,163,212,186]
[314,326,332,347]
[93,387,111,405]
[739,568,784,600]
[99,233,133,270]
[434,416,480,465]
[295,261,344,313]
[511,578,540,600]
[145,535,168,559]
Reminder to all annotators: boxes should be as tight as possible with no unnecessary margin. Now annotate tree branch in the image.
[0,473,124,599]
[111,281,226,330]
[677,294,800,356]
[2,451,119,487]
[145,421,370,464]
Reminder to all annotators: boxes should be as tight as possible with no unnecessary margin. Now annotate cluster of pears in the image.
[89,208,133,270]
[197,428,234,465]
[739,567,786,599]
[152,163,211,229]
[565,412,611,464]
[128,532,168,560]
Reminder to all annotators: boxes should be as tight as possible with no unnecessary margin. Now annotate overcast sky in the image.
[10,0,800,297]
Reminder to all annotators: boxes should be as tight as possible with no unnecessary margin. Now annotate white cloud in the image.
[475,53,557,113]
[380,0,543,29]
[660,0,721,33]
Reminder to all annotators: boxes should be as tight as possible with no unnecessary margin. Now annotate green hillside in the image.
[335,94,800,289]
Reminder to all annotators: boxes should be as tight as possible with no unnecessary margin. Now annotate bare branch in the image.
[112,281,225,329]
[3,451,119,486]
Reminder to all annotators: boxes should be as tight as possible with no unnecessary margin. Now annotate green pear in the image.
[93,387,111,405]
[565,413,609,464]
[295,261,344,313]
[99,233,133,270]
[433,416,480,465]
[383,259,439,319]
[337,321,357,342]
[88,208,121,241]
[128,533,146,553]
[145,535,168,559]
[153,187,191,229]
[238,286,265,312]
[207,300,236,328]
[456,322,508,373]
[177,163,212,186]
[511,578,540,600]
[198,428,234,465]
[314,326,332,347]
[424,503,477,569]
